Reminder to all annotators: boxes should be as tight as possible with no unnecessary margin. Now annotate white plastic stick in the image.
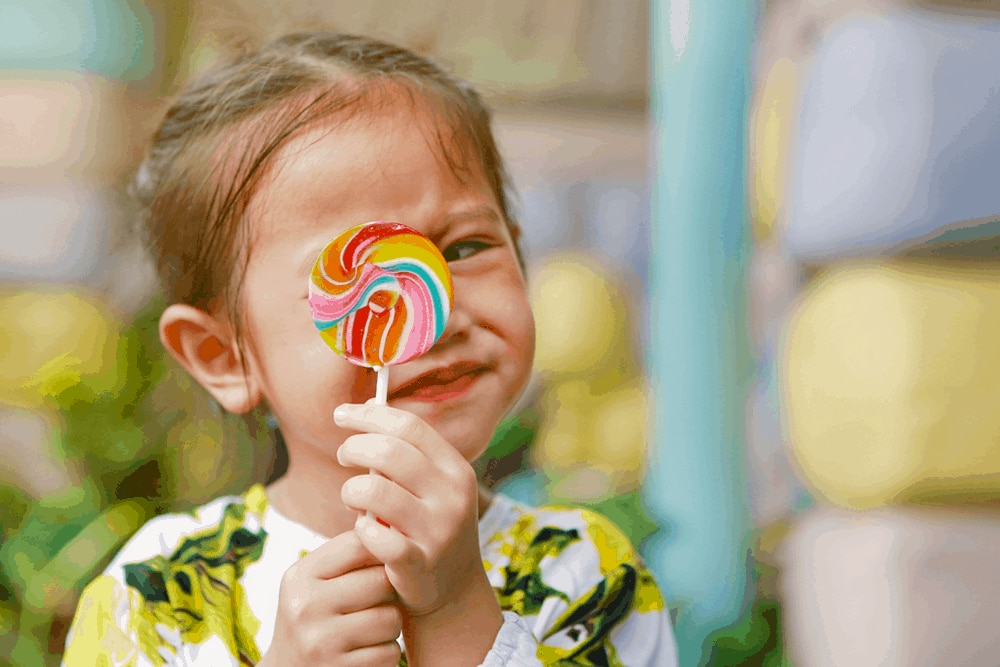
[375,366,389,405]
[368,366,390,525]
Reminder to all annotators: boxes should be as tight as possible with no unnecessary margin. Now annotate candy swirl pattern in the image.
[308,221,453,367]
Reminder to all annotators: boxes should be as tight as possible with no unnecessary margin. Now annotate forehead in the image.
[214,81,482,207]
[242,88,496,248]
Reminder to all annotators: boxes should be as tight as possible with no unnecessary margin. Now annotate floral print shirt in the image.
[62,485,678,666]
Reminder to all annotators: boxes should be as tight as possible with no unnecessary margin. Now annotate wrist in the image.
[403,577,503,666]
[410,580,502,625]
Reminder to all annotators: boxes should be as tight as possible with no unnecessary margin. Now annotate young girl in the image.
[62,32,678,666]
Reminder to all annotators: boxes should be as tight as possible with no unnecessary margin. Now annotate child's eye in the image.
[442,240,490,262]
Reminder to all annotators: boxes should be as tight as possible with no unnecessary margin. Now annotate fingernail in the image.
[334,404,350,423]
[344,476,370,496]
[363,521,380,539]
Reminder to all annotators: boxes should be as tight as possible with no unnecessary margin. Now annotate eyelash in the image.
[442,240,491,262]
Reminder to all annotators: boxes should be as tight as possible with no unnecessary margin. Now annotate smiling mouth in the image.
[390,364,485,401]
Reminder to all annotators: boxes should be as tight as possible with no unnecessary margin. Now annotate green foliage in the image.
[486,413,537,460]
[1,297,243,665]
[583,489,661,551]
[482,413,659,553]
[703,596,789,666]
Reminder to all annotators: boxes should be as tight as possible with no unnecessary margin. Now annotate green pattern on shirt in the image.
[122,501,266,665]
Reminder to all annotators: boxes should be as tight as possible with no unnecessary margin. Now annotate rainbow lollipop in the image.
[308,221,454,403]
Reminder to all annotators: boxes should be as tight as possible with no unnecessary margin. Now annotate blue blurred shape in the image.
[785,7,1000,260]
[494,468,550,508]
[646,0,756,664]
[0,0,151,79]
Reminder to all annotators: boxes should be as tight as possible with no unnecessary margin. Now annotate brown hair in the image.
[133,32,520,327]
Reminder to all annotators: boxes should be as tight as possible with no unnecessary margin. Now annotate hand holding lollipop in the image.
[308,221,454,403]
[309,221,453,524]
[314,223,498,629]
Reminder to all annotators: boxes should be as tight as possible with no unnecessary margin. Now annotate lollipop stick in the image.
[375,366,389,405]
[368,366,390,526]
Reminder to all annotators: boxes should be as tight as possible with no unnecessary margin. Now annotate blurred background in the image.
[3,0,1000,665]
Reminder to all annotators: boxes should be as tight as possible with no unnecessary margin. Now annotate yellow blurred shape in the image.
[173,418,226,495]
[0,288,122,408]
[535,381,591,469]
[530,253,627,377]
[0,604,15,634]
[591,383,648,473]
[782,260,1000,509]
[534,380,647,497]
[529,252,649,497]
[749,57,798,241]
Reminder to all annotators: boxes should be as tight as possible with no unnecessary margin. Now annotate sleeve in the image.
[482,508,679,666]
[478,612,545,666]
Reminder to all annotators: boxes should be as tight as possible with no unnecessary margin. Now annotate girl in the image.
[62,32,678,666]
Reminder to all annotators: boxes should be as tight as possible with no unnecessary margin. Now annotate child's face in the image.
[237,96,535,465]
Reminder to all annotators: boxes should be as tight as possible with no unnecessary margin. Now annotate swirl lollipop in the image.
[308,221,453,403]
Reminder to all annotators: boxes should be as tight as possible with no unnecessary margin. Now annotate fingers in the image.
[280,564,395,624]
[278,604,402,666]
[337,433,431,497]
[354,513,419,567]
[330,565,398,613]
[272,529,404,667]
[338,604,404,651]
[344,641,402,667]
[341,474,424,536]
[290,529,378,581]
[334,403,465,470]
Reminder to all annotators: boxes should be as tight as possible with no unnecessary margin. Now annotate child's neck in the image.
[266,464,358,537]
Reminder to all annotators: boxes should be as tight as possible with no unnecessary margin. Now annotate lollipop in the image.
[308,221,453,403]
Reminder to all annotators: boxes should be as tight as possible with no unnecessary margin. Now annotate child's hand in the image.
[261,529,402,667]
[334,403,495,618]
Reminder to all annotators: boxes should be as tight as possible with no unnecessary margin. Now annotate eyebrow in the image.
[437,203,504,232]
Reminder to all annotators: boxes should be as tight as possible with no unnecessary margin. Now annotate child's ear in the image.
[159,304,262,414]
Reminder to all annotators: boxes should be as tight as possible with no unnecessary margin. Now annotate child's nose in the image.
[436,300,472,346]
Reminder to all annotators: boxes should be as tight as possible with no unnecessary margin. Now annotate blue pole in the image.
[644,1,757,664]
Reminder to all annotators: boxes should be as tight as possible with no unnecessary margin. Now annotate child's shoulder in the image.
[105,485,268,575]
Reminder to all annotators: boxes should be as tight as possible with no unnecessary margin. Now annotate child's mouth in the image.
[390,363,484,401]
